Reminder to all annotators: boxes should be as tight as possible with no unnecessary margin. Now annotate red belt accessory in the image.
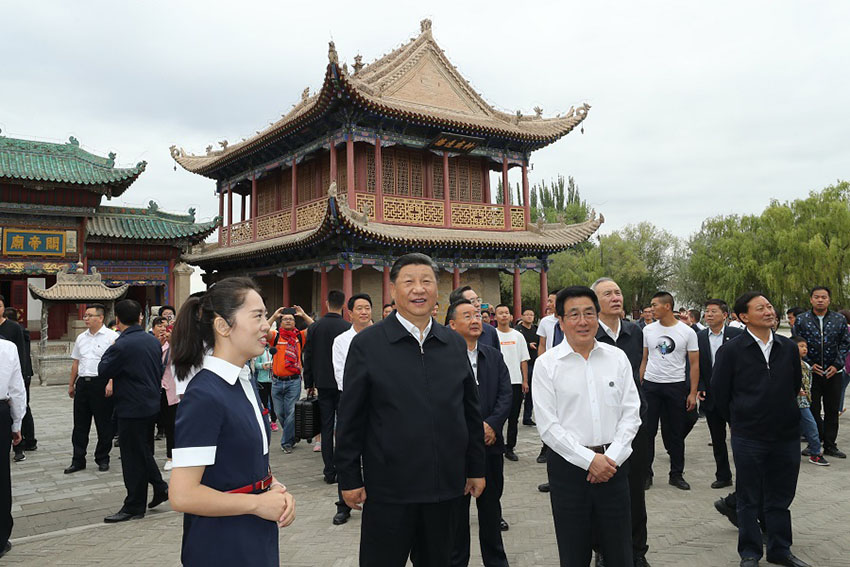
[227,474,273,494]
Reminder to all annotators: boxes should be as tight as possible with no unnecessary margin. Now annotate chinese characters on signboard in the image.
[2,229,66,256]
[428,133,484,154]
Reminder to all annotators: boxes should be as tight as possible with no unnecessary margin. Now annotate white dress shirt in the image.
[534,340,641,471]
[708,328,724,365]
[332,327,357,391]
[0,339,27,432]
[466,344,479,384]
[71,325,119,377]
[747,329,774,363]
[395,311,433,347]
[598,319,621,342]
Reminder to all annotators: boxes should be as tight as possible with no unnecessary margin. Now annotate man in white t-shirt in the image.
[495,304,529,462]
[536,290,561,355]
[639,291,699,491]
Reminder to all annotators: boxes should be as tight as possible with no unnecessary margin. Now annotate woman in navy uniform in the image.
[168,277,295,566]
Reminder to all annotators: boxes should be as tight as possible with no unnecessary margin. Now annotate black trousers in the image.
[548,451,632,567]
[643,380,687,478]
[451,453,508,567]
[118,415,168,515]
[810,371,842,451]
[20,376,36,449]
[505,384,523,450]
[731,436,799,561]
[522,363,534,423]
[0,403,12,547]
[704,406,732,482]
[159,389,177,459]
[360,496,465,567]
[257,381,276,422]
[71,377,114,467]
[628,426,650,559]
[318,387,340,478]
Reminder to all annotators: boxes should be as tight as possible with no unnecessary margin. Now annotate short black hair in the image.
[733,291,766,318]
[811,286,831,297]
[688,309,702,322]
[652,292,674,310]
[327,289,346,310]
[160,305,176,316]
[347,293,372,311]
[449,285,474,305]
[790,335,807,345]
[548,289,560,298]
[383,303,393,310]
[86,303,106,317]
[150,316,167,328]
[115,299,142,326]
[0,294,5,305]
[555,286,600,317]
[445,298,473,325]
[704,299,729,313]
[786,306,804,316]
[522,307,535,314]
[3,307,18,322]
[494,303,511,313]
[389,253,438,283]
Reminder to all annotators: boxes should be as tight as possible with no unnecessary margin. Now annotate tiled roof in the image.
[88,203,220,243]
[0,135,146,196]
[28,264,129,302]
[183,188,602,265]
[171,19,589,176]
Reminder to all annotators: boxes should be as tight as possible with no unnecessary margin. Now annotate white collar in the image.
[708,326,725,337]
[467,341,479,354]
[203,355,250,386]
[598,318,620,339]
[87,325,110,337]
[395,311,432,342]
[555,338,601,359]
[746,329,774,349]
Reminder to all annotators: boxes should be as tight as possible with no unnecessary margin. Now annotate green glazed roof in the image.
[88,202,220,244]
[0,135,146,195]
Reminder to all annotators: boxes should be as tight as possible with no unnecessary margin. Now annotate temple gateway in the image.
[172,19,601,319]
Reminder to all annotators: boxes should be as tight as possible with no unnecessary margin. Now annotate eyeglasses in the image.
[562,309,598,323]
[83,314,103,319]
[458,313,483,322]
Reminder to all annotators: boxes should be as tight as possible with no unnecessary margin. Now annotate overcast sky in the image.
[3,1,848,245]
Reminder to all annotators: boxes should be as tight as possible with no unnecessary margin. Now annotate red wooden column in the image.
[539,261,549,317]
[443,152,451,227]
[502,156,511,229]
[374,137,383,221]
[320,267,329,315]
[227,184,233,246]
[218,187,224,241]
[290,158,298,232]
[251,174,258,240]
[168,258,176,305]
[282,271,291,307]
[521,162,530,228]
[346,136,356,209]
[382,265,391,307]
[482,161,491,203]
[453,266,460,289]
[240,193,246,222]
[513,267,522,320]
[342,263,353,322]
[329,141,337,182]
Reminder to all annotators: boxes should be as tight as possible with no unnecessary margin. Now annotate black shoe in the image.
[536,447,548,464]
[324,473,337,485]
[669,476,690,490]
[634,556,651,567]
[64,463,85,474]
[332,510,350,525]
[644,476,652,490]
[13,451,25,462]
[505,449,518,461]
[154,432,163,441]
[0,541,10,559]
[148,490,168,509]
[765,553,810,567]
[595,552,605,566]
[98,463,109,472]
[711,479,733,489]
[801,447,812,456]
[537,482,550,493]
[104,511,144,523]
[739,559,759,567]
[714,498,738,527]
[522,419,536,426]
[499,518,509,531]
[825,447,847,459]
[22,442,37,451]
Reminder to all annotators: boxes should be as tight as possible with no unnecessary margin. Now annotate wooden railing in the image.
[383,196,445,226]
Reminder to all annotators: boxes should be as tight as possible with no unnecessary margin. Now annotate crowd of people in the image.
[1,254,850,566]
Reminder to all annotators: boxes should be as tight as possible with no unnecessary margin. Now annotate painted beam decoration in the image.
[2,228,66,256]
[428,133,484,154]
[0,260,74,275]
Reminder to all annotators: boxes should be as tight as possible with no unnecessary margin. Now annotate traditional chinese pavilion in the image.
[172,19,601,318]
[0,134,219,338]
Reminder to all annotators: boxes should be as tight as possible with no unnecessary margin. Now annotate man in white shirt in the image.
[639,291,699,491]
[535,286,641,566]
[0,337,27,557]
[66,303,119,474]
[494,304,529,462]
[536,290,561,355]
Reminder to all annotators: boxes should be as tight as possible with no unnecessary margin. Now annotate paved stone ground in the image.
[4,384,850,566]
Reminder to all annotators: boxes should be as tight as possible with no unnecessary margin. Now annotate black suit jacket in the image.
[696,325,743,410]
[335,313,486,504]
[595,319,647,421]
[302,312,351,390]
[711,331,802,442]
[480,323,501,351]
[97,325,164,419]
[476,344,513,454]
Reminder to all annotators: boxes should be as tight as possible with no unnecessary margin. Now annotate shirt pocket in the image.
[603,380,622,406]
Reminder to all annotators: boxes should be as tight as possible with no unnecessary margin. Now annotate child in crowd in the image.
[793,336,828,466]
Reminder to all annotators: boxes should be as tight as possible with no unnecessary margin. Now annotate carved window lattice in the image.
[229,221,253,245]
[336,157,347,200]
[469,160,483,202]
[381,151,394,195]
[320,155,330,198]
[410,153,423,197]
[510,207,525,230]
[256,211,292,240]
[396,152,409,196]
[257,177,277,216]
[383,196,444,226]
[448,160,458,201]
[366,151,376,193]
[432,157,445,199]
[355,194,377,220]
[295,198,327,231]
[280,170,292,208]
[457,159,470,202]
[297,161,315,203]
[450,203,505,228]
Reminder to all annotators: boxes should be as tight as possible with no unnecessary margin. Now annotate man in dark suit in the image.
[302,289,351,485]
[336,253,486,566]
[449,285,501,351]
[712,292,810,567]
[98,299,169,523]
[448,299,512,567]
[696,299,742,490]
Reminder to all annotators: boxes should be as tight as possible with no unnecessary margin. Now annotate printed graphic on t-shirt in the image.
[656,336,676,356]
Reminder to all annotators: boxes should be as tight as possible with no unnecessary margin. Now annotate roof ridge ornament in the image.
[353,54,364,74]
[328,41,339,64]
[68,136,79,147]
[420,18,432,33]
